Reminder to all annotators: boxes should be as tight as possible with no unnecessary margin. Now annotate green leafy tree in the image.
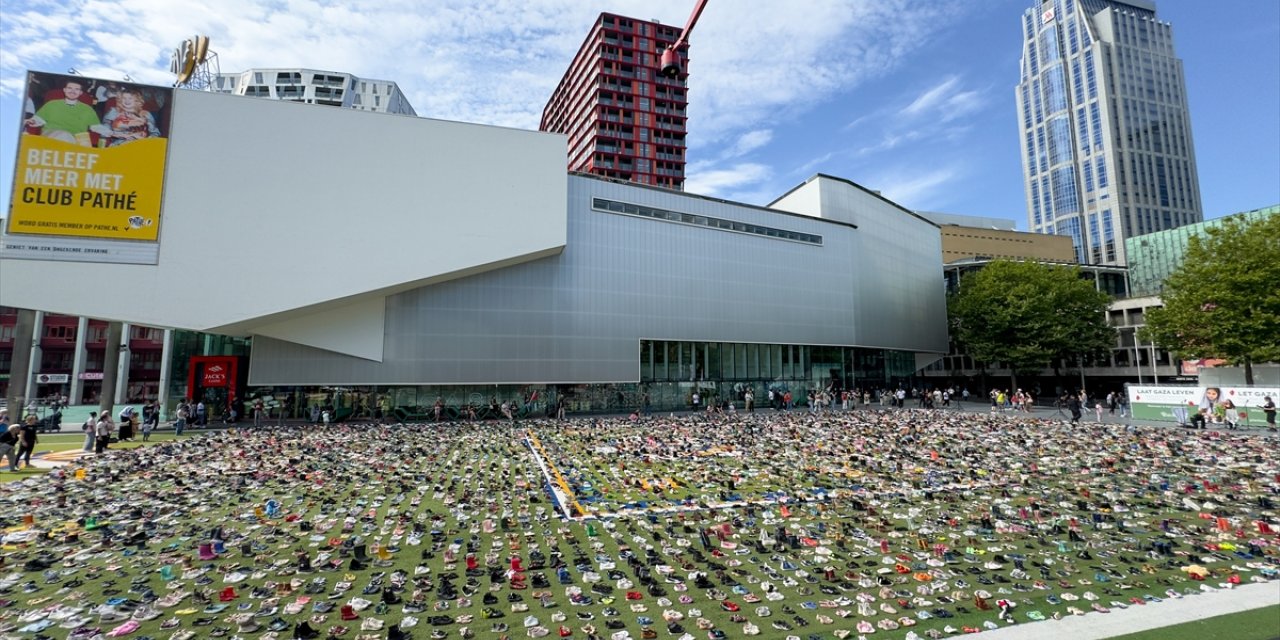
[1141,213,1280,385]
[949,260,1115,391]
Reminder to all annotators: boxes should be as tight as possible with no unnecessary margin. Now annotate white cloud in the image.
[903,76,961,116]
[901,74,987,122]
[725,129,772,158]
[864,165,962,209]
[792,151,836,177]
[0,0,970,202]
[683,162,771,198]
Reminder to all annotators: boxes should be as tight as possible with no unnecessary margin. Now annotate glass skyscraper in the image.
[1017,0,1202,265]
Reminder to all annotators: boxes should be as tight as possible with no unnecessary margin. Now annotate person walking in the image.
[144,402,160,439]
[0,425,19,472]
[175,403,188,437]
[17,415,39,469]
[95,413,113,455]
[1066,394,1082,426]
[82,411,97,452]
[140,412,155,441]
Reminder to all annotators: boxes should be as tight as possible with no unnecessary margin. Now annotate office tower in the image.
[1017,0,1201,265]
[541,13,688,190]
[212,68,416,115]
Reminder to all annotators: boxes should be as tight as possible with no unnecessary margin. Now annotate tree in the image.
[949,260,1115,392]
[1141,213,1280,385]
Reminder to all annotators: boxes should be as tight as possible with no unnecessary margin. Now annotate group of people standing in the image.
[0,411,40,472]
[78,401,166,454]
[1057,389,1126,425]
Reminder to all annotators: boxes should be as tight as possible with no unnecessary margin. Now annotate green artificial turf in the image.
[1,433,181,483]
[1106,604,1280,640]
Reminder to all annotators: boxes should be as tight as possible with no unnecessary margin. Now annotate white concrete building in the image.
[212,68,416,115]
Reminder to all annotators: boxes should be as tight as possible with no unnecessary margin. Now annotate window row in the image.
[592,198,822,245]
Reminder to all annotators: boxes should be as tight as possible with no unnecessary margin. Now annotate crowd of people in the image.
[1,409,1275,640]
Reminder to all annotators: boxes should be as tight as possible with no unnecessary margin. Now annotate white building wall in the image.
[0,89,567,358]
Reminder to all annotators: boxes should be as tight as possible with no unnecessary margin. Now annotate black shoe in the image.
[294,621,320,639]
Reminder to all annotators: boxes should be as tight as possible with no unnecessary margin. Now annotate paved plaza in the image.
[3,408,1277,640]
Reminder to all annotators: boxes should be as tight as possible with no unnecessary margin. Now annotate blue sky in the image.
[1,0,1277,229]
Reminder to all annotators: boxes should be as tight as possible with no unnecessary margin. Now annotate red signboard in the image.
[202,364,228,387]
[185,355,245,409]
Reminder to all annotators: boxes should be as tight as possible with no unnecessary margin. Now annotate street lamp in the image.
[659,0,710,79]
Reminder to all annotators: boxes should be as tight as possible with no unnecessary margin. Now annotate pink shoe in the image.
[107,620,140,637]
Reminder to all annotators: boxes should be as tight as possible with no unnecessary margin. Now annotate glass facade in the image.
[1017,0,1202,266]
[1124,205,1278,296]
[208,340,923,420]
[639,339,915,389]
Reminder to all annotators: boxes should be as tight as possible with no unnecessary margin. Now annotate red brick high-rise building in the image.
[541,13,689,190]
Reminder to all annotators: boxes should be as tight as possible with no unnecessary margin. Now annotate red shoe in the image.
[626,591,644,601]
[558,626,572,637]
[720,601,739,612]
[340,605,359,621]
[219,587,237,602]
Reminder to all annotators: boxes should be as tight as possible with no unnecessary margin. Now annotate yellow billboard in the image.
[5,72,172,259]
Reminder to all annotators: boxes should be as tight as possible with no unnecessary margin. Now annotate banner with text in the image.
[1127,385,1279,424]
[4,71,174,264]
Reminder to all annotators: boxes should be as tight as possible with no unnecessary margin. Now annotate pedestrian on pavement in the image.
[95,413,113,454]
[17,415,39,469]
[0,425,19,472]
[175,403,189,436]
[82,412,96,452]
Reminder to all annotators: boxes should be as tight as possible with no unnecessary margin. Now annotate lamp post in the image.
[659,0,710,79]
[1133,327,1143,384]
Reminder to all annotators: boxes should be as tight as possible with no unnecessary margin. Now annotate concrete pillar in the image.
[70,316,89,403]
[115,323,131,404]
[97,321,123,417]
[4,309,37,416]
[25,311,44,404]
[157,329,174,420]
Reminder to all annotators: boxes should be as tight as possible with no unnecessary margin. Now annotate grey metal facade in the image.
[248,174,947,386]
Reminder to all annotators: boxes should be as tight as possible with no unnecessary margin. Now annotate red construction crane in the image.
[659,0,709,78]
